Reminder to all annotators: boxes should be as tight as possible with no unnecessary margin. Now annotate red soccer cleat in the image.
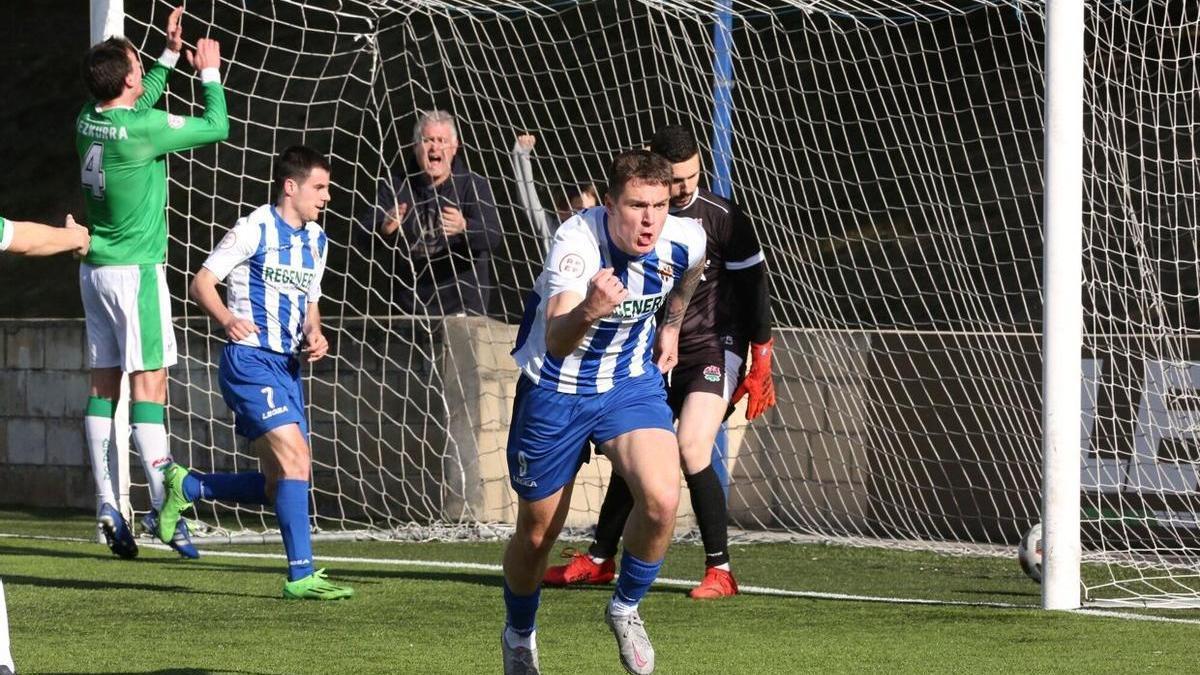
[542,548,616,587]
[689,567,739,599]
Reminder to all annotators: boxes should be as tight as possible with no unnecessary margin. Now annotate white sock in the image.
[590,555,608,565]
[84,414,117,508]
[0,578,13,670]
[608,594,639,617]
[503,626,536,651]
[131,422,171,511]
[714,563,731,571]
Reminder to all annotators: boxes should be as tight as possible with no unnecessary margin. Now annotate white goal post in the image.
[79,0,1200,610]
[1040,0,1083,611]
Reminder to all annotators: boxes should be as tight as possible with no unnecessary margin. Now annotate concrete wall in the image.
[381,319,877,534]
[0,318,875,539]
[0,320,94,510]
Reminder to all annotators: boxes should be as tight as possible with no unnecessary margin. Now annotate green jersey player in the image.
[76,6,228,560]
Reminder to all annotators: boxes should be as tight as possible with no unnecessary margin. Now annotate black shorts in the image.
[667,337,748,418]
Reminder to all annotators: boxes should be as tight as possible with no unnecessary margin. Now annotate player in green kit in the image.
[76,6,228,559]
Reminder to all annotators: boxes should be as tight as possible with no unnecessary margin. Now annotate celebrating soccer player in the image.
[501,150,706,674]
[158,145,352,601]
[544,124,776,599]
[76,6,228,559]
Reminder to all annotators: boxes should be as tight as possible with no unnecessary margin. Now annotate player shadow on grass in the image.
[140,558,678,597]
[41,662,274,667]
[146,559,510,589]
[1,573,276,599]
[0,543,127,561]
[39,669,275,674]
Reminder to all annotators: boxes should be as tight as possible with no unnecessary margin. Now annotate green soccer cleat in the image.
[157,463,194,544]
[283,569,354,601]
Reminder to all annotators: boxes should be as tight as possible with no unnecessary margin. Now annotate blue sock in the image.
[503,581,540,637]
[275,479,315,581]
[184,472,267,504]
[613,551,663,607]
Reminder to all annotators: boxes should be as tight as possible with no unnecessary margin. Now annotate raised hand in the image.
[165,6,184,53]
[515,134,537,152]
[441,205,466,237]
[581,268,627,322]
[381,202,408,235]
[186,37,222,73]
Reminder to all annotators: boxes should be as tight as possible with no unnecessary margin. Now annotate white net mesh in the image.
[1079,0,1200,607]
[115,0,1200,606]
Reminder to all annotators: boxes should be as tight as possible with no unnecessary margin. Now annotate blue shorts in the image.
[218,344,308,441]
[506,370,675,502]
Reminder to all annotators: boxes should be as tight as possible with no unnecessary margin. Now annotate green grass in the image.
[1,508,1196,674]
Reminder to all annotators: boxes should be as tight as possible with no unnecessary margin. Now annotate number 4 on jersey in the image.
[82,142,106,199]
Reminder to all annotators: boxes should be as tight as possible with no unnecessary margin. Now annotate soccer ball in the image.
[1017,522,1043,583]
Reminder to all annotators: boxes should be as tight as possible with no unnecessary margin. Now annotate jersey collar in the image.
[270,206,306,235]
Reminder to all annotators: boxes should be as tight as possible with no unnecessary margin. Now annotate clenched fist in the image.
[581,268,627,322]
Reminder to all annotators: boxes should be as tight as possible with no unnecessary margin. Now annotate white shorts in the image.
[80,263,178,372]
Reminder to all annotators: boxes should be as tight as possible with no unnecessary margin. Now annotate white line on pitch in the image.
[1073,609,1200,625]
[128,544,1041,610]
[11,534,1200,624]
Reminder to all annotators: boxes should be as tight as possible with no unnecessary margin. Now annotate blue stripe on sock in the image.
[503,581,540,636]
[614,551,663,605]
[182,473,202,502]
[275,479,314,581]
[186,471,267,504]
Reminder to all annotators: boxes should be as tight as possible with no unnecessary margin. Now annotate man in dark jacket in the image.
[371,110,501,316]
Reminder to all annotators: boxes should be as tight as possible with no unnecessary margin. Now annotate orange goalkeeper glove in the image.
[732,337,776,421]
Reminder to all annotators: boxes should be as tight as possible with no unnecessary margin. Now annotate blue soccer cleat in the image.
[98,503,138,559]
[142,510,200,559]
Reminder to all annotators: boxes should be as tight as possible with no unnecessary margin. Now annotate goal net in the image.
[115,0,1200,606]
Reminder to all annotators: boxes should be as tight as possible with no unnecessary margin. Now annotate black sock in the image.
[589,470,633,560]
[686,465,730,568]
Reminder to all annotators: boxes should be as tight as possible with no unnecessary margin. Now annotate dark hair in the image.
[554,182,600,213]
[607,150,672,199]
[274,145,332,193]
[649,124,700,163]
[82,37,137,102]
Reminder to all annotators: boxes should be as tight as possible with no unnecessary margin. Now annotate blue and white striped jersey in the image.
[512,206,706,394]
[202,204,329,355]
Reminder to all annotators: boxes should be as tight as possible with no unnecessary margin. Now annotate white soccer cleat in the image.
[605,606,655,674]
[501,629,540,675]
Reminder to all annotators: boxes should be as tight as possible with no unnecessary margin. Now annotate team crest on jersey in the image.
[167,114,186,129]
[657,263,674,281]
[703,365,722,383]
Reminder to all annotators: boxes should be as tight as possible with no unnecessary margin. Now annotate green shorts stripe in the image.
[137,264,165,371]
